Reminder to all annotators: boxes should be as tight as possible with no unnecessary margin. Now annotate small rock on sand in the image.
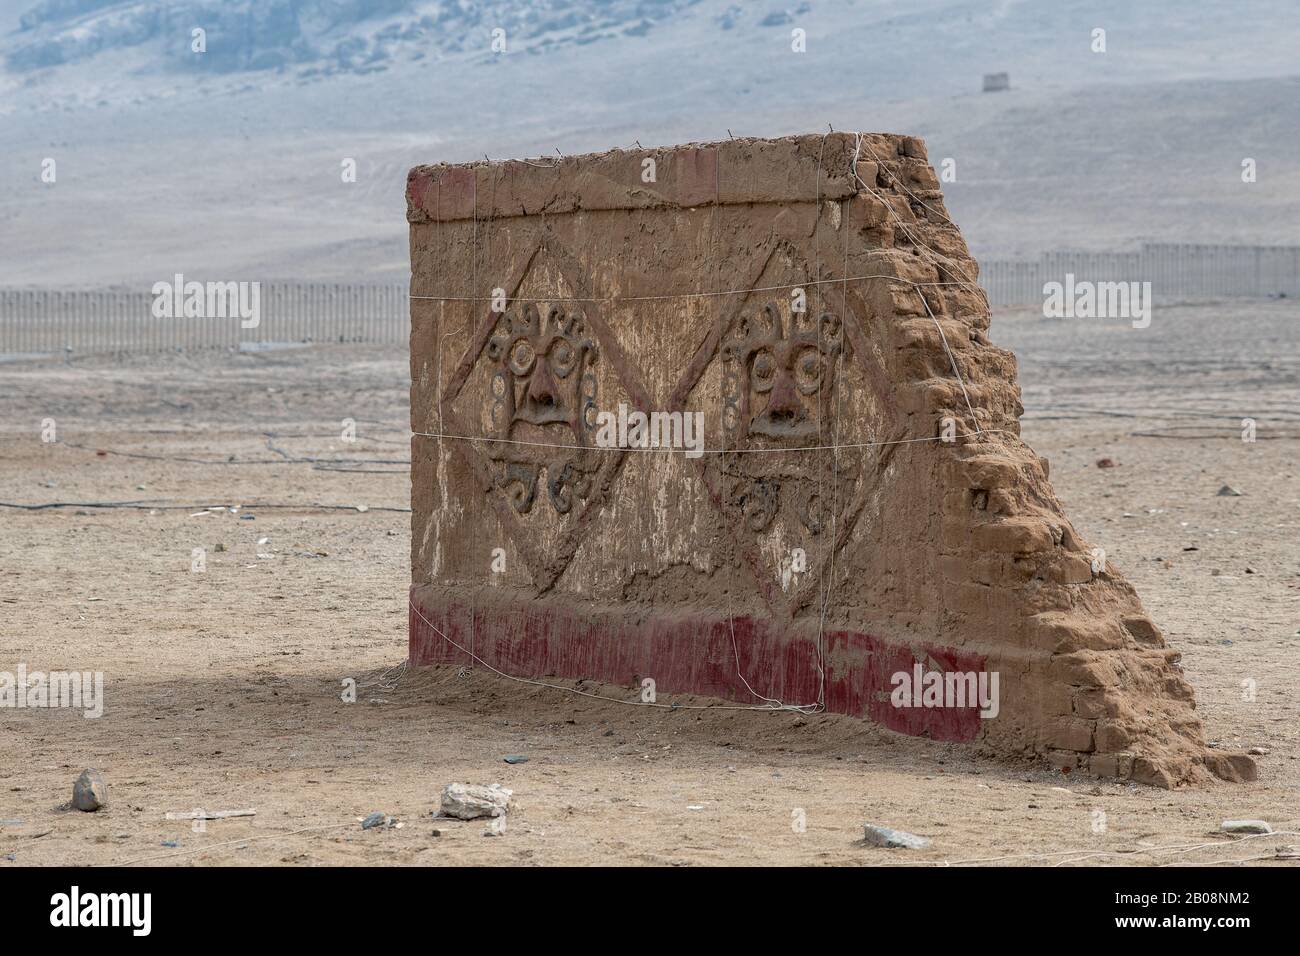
[1217,485,1243,497]
[440,783,512,820]
[72,769,107,812]
[1221,819,1272,834]
[862,824,930,849]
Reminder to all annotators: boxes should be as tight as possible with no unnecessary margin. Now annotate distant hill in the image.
[1,0,703,75]
[1,0,1297,286]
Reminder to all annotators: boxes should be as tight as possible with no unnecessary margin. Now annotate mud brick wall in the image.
[406,133,1253,787]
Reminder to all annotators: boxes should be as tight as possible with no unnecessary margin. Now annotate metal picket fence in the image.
[2,244,1298,355]
[980,243,1300,307]
[0,282,409,355]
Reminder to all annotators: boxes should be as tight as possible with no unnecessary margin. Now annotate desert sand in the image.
[0,299,1296,866]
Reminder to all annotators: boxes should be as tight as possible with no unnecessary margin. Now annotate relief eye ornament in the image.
[549,338,577,378]
[751,349,776,392]
[795,347,823,394]
[508,339,536,376]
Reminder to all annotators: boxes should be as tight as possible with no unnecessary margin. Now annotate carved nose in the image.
[525,361,559,409]
[765,376,805,424]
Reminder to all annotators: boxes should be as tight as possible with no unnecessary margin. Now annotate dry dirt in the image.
[1,299,1297,866]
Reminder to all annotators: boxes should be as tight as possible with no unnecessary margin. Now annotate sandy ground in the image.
[0,299,1297,867]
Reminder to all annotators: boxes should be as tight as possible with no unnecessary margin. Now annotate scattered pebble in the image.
[861,825,930,849]
[1221,820,1271,834]
[440,783,512,820]
[361,812,396,830]
[502,755,529,764]
[1217,485,1243,497]
[72,769,107,812]
[1096,458,1116,468]
[1248,747,1270,756]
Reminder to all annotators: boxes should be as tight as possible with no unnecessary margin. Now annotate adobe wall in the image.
[406,133,1253,787]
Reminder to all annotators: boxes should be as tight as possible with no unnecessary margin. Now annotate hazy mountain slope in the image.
[6,0,1300,100]
[1,0,1297,286]
[1,0,705,75]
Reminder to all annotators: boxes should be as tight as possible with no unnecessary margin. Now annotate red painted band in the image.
[409,590,987,742]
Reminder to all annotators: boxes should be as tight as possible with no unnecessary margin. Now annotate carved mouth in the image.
[512,403,572,427]
[507,418,579,449]
[750,407,816,438]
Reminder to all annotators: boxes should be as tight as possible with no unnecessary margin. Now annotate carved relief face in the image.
[714,300,855,546]
[483,302,600,516]
[723,303,843,442]
[487,303,597,442]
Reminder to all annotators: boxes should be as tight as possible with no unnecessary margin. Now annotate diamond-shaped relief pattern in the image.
[668,282,895,619]
[439,239,646,593]
[441,235,891,608]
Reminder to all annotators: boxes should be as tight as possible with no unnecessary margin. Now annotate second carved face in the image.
[487,303,597,442]
[723,303,843,441]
